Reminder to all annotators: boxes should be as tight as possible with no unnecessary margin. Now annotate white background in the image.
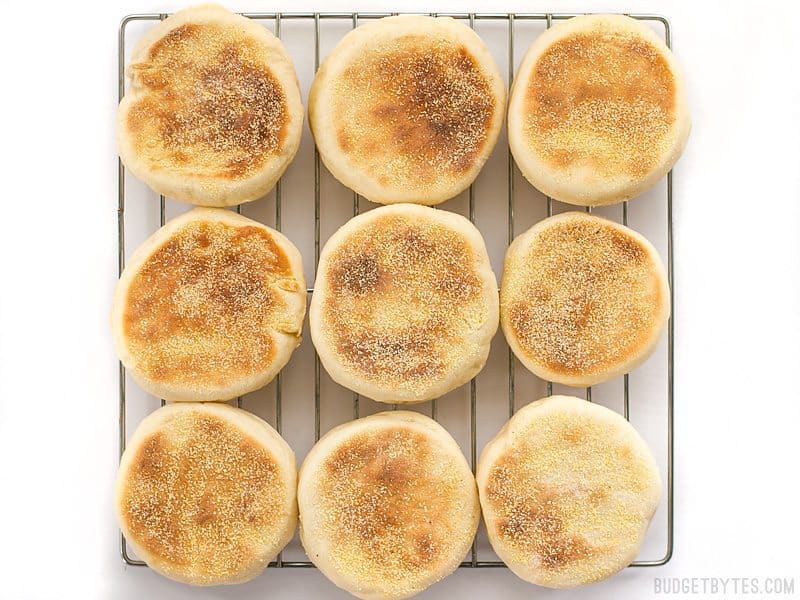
[1,0,799,599]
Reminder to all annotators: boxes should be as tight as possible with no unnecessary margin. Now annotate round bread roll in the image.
[298,411,479,600]
[477,395,661,588]
[310,204,498,403]
[112,207,306,402]
[118,4,303,207]
[309,15,506,205]
[115,402,297,585]
[508,14,690,206]
[500,212,669,386]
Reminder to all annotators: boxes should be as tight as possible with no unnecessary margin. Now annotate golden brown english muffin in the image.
[115,402,297,585]
[477,395,661,588]
[111,207,306,402]
[310,204,498,404]
[500,212,669,387]
[309,15,506,205]
[118,4,303,206]
[298,411,479,600]
[508,14,690,206]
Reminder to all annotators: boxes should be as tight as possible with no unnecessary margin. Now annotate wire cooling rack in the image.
[118,11,675,570]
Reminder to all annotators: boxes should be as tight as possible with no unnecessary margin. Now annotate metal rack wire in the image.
[118,11,674,570]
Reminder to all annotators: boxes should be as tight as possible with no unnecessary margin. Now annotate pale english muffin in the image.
[500,212,669,387]
[310,204,498,404]
[115,403,297,585]
[117,4,303,207]
[508,14,690,206]
[298,411,479,600]
[309,15,506,205]
[477,395,661,588]
[112,208,306,402]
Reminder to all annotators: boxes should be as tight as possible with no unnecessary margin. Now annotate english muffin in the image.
[112,207,306,402]
[477,395,661,588]
[298,411,479,600]
[310,204,498,403]
[500,212,669,386]
[309,15,506,205]
[118,4,303,206]
[115,402,297,585]
[508,14,690,206]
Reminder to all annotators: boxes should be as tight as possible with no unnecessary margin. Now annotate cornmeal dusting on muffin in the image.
[315,427,471,595]
[120,411,285,583]
[126,22,288,179]
[123,220,301,389]
[524,29,676,178]
[503,215,665,376]
[485,410,656,585]
[331,36,495,189]
[321,214,488,392]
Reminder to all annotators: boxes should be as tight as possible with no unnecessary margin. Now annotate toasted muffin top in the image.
[124,16,290,180]
[501,212,669,384]
[521,16,677,179]
[299,412,479,598]
[118,209,304,396]
[312,205,497,401]
[328,36,495,188]
[309,16,506,205]
[478,396,661,587]
[116,404,292,584]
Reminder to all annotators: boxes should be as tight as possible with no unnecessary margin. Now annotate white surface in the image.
[0,1,798,599]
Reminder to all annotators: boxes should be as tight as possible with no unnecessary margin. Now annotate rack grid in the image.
[118,11,675,570]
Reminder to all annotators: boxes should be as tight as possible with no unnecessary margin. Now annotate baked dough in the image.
[477,395,661,588]
[298,410,479,599]
[112,207,306,402]
[508,14,690,206]
[500,212,669,386]
[309,15,506,205]
[117,4,303,206]
[310,204,498,403]
[115,402,297,585]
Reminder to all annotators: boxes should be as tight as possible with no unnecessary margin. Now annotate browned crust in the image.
[123,219,295,387]
[488,478,595,569]
[523,29,676,177]
[329,37,496,187]
[118,411,285,581]
[319,214,486,390]
[505,216,665,377]
[483,405,657,578]
[125,22,289,180]
[317,426,466,579]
